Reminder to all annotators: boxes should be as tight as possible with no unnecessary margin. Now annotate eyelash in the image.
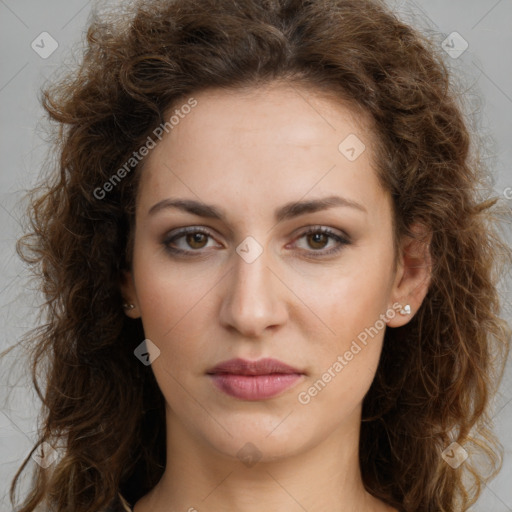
[162,226,351,258]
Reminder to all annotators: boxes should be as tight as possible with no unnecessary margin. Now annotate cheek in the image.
[295,256,392,404]
[296,350,381,426]
[134,267,210,412]
[297,281,388,417]
[304,254,393,341]
[132,242,214,336]
[137,278,208,367]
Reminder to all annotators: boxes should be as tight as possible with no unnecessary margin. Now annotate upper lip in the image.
[207,357,304,376]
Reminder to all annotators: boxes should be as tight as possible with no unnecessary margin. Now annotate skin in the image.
[121,81,432,512]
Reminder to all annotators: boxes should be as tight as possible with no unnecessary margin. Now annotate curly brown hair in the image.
[5,0,511,511]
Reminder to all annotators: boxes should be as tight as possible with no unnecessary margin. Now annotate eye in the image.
[162,225,351,257]
[290,226,351,257]
[162,227,220,255]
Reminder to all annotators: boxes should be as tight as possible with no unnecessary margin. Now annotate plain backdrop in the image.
[0,0,511,510]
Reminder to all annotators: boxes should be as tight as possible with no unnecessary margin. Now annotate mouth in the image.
[206,357,305,401]
[207,357,304,376]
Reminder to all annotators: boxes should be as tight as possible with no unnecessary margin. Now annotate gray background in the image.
[0,0,511,510]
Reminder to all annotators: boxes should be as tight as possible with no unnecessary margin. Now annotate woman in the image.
[6,0,511,511]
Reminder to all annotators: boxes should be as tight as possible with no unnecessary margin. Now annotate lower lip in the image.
[208,373,303,400]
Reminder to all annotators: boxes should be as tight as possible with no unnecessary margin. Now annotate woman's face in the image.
[122,82,430,462]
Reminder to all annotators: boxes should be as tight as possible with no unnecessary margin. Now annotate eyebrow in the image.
[148,195,367,222]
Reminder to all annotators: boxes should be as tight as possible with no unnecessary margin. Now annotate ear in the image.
[386,222,432,327]
[120,270,141,319]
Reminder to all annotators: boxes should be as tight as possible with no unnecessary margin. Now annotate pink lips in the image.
[207,357,304,400]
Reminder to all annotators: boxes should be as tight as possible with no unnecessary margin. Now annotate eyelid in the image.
[162,226,220,251]
[288,226,351,257]
[290,225,351,243]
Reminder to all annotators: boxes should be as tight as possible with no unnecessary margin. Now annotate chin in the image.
[197,418,319,464]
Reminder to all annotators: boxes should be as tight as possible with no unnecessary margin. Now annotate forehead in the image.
[136,83,390,225]
[166,82,372,152]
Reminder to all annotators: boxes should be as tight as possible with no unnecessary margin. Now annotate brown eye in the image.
[186,232,209,249]
[292,226,351,258]
[162,227,217,254]
[306,232,329,250]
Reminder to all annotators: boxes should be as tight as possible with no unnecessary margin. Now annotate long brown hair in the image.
[6,0,511,510]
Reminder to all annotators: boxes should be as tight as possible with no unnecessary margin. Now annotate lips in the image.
[207,357,303,376]
[207,358,305,400]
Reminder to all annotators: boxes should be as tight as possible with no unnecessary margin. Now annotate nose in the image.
[218,241,288,338]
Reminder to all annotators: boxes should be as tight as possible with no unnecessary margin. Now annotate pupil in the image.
[188,233,206,248]
[310,233,326,248]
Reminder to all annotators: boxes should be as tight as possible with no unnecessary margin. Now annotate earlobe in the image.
[398,304,411,316]
[120,270,140,318]
[387,222,432,328]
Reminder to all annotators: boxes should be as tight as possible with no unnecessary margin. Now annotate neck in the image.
[134,404,394,512]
